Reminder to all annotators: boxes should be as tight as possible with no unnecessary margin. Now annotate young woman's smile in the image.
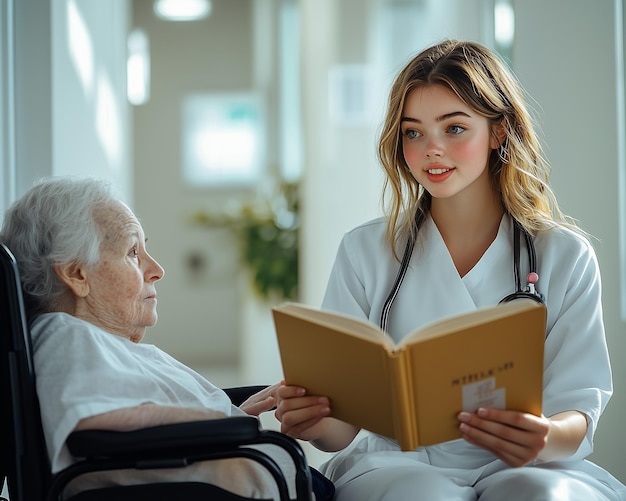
[424,163,455,183]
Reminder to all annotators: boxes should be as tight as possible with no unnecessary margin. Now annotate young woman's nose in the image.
[425,136,444,158]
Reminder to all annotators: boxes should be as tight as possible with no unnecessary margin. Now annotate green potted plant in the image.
[191,180,299,301]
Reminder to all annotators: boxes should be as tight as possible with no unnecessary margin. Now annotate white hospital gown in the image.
[319,214,625,500]
[31,312,296,499]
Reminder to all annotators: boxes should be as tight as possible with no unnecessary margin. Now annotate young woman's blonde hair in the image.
[378,39,576,260]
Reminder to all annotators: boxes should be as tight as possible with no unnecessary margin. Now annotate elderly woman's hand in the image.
[239,382,281,416]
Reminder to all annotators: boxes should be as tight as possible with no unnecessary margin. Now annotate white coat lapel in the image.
[462,216,513,308]
[387,216,478,342]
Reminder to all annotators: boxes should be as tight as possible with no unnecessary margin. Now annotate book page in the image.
[275,303,396,351]
[400,300,543,346]
[273,308,401,440]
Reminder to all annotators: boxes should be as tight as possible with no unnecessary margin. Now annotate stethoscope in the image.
[380,213,545,332]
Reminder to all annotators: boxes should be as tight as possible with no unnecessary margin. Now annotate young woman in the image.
[275,40,626,500]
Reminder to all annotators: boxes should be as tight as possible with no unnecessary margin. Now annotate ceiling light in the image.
[153,0,212,22]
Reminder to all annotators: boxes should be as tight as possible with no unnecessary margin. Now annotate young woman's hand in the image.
[274,384,331,441]
[457,408,549,466]
[457,408,586,467]
[274,383,360,452]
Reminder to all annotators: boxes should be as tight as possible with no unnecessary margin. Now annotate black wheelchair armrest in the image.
[66,416,261,460]
[223,385,270,407]
[56,416,309,501]
[65,413,332,501]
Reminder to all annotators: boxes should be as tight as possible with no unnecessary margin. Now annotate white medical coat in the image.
[319,214,624,495]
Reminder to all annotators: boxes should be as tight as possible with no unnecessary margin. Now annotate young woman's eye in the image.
[403,129,421,140]
[448,125,466,134]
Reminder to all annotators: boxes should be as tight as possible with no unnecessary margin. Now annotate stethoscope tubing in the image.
[380,213,543,333]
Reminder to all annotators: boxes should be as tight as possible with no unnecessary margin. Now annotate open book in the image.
[272,300,546,451]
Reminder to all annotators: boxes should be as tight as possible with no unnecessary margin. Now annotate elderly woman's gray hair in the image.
[0,177,117,317]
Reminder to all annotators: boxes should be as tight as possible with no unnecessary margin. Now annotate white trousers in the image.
[334,464,623,501]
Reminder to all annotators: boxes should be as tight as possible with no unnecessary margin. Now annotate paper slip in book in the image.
[272,299,546,451]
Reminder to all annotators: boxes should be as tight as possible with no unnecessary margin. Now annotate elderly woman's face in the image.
[76,200,164,342]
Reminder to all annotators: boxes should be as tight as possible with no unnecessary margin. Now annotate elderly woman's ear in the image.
[54,262,90,298]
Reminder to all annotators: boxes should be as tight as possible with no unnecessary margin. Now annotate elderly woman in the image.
[0,176,324,499]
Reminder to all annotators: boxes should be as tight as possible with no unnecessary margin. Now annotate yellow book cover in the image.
[272,299,546,451]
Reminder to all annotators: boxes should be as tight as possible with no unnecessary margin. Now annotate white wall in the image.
[0,0,17,216]
[0,0,131,210]
[6,0,53,200]
[52,0,132,199]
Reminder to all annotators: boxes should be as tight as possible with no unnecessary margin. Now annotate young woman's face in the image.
[401,84,500,202]
[77,200,165,342]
